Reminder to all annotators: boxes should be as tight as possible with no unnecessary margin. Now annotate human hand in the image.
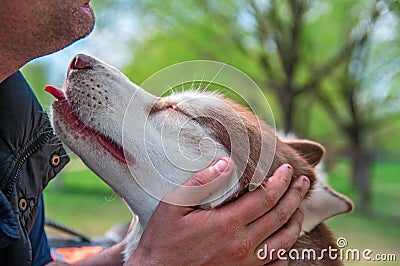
[125,158,310,266]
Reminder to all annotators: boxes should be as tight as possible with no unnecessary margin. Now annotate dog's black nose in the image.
[70,54,96,70]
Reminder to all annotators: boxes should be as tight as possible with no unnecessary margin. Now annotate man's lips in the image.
[45,85,134,165]
[79,0,91,6]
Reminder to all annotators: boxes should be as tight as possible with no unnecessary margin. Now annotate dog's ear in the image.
[286,140,325,167]
[300,181,354,233]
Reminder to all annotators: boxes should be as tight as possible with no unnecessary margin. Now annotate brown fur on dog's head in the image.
[193,96,320,194]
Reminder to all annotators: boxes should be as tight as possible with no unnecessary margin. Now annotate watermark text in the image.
[257,237,397,262]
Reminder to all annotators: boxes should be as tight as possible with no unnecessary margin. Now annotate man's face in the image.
[0,0,95,62]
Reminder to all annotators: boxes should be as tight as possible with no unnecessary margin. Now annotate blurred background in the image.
[23,0,399,265]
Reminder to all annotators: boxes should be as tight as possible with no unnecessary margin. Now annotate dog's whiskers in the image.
[204,62,227,92]
[197,72,206,92]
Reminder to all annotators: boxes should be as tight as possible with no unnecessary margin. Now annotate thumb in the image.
[162,157,235,212]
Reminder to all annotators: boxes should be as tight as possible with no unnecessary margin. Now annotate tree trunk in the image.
[278,91,296,135]
[350,144,372,214]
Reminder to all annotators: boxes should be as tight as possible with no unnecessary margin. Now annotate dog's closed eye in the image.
[150,100,180,114]
[166,103,177,110]
[158,101,186,115]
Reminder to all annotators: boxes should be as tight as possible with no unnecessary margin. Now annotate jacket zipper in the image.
[5,129,53,198]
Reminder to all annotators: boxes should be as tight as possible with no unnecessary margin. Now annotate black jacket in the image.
[0,71,69,265]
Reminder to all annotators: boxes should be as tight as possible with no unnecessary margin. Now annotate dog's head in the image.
[47,54,353,231]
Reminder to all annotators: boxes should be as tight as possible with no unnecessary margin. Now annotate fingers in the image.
[254,209,304,264]
[249,176,310,244]
[161,157,235,214]
[184,157,233,187]
[220,164,294,225]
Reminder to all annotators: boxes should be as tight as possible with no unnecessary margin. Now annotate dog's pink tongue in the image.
[44,85,66,101]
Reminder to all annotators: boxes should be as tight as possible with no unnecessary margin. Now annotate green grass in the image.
[43,157,400,265]
[43,158,132,236]
[326,159,400,266]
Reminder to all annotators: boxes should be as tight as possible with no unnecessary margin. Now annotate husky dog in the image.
[46,54,353,265]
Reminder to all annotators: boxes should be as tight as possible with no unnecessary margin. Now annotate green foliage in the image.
[326,159,400,265]
[123,0,400,154]
[21,63,53,109]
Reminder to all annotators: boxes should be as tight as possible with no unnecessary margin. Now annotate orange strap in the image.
[51,246,103,264]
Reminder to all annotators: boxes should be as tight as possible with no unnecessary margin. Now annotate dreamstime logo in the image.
[336,237,348,248]
[257,237,397,262]
[121,60,277,206]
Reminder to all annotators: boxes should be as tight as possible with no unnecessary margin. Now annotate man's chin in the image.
[39,21,94,60]
[66,2,95,42]
[80,3,96,25]
[57,8,95,53]
[77,3,96,36]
